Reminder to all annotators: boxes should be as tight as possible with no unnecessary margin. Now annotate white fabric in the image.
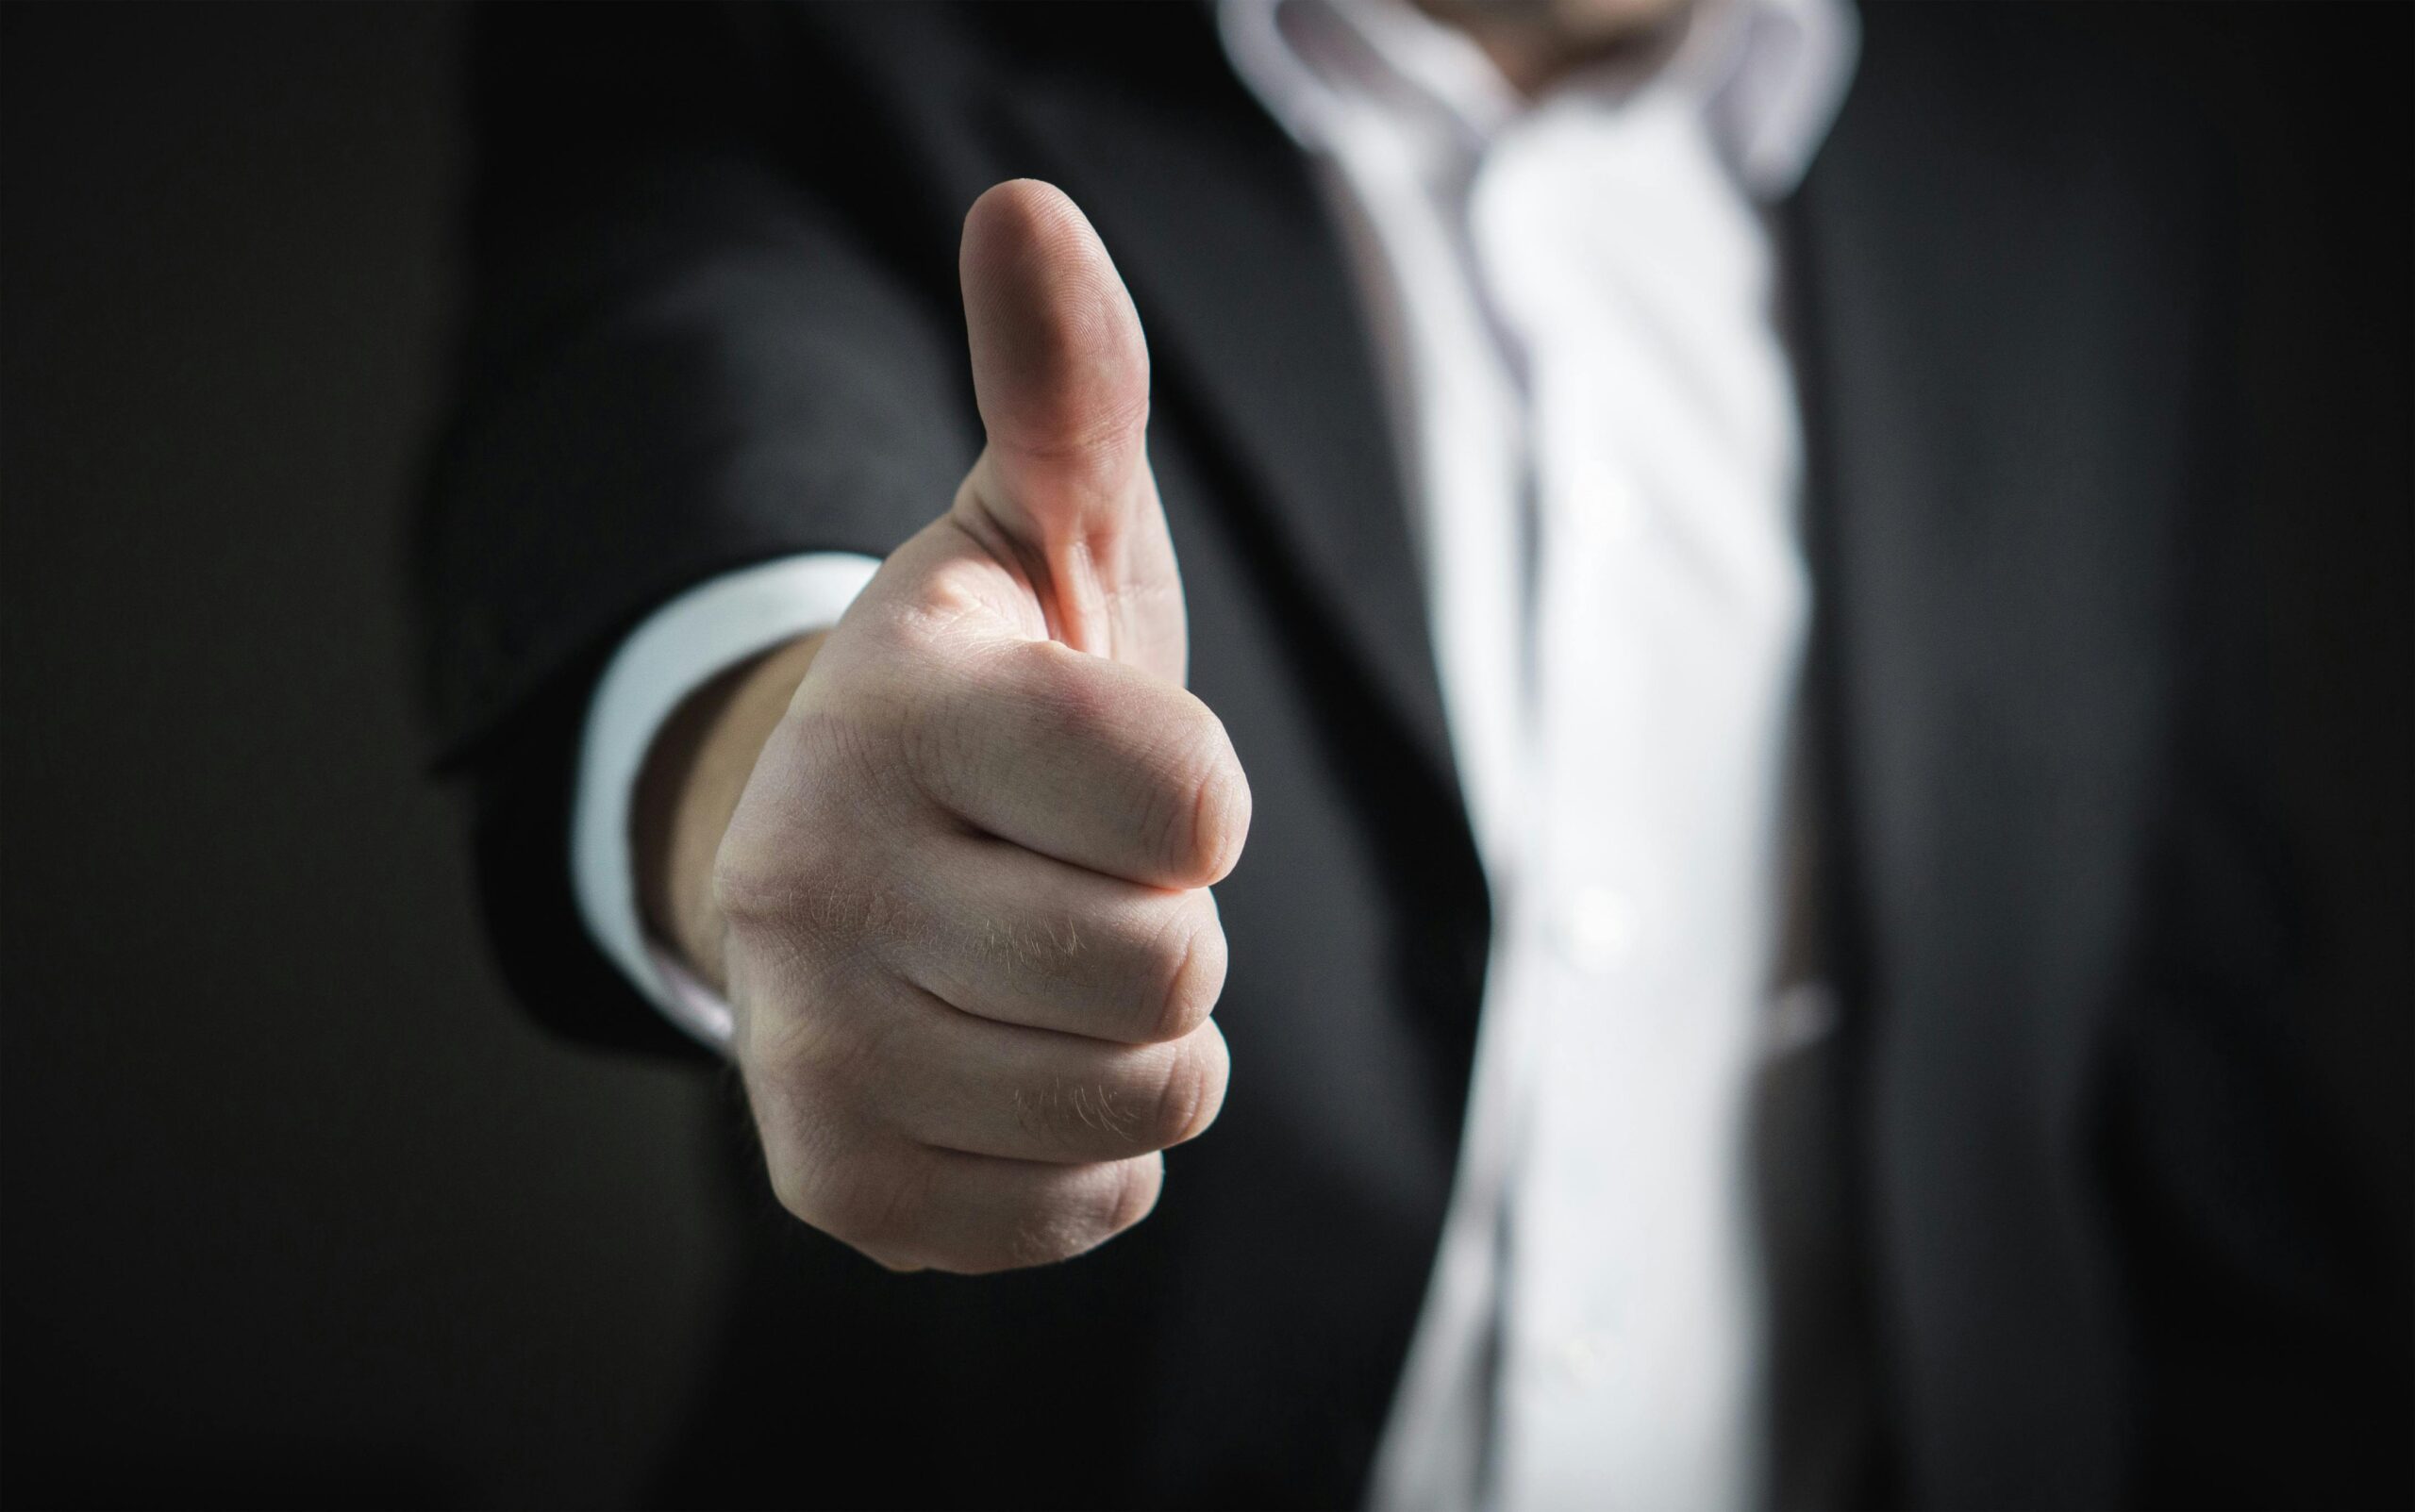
[568,0,1854,1502]
[570,552,877,1048]
[1220,3,1854,1508]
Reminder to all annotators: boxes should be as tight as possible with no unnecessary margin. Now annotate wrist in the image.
[632,631,826,991]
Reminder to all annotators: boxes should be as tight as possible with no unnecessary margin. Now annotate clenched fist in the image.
[637,181,1250,1273]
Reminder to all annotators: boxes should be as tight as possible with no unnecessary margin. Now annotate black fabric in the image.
[412,5,2411,1507]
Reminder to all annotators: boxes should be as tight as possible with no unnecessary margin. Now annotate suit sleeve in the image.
[410,2,979,1050]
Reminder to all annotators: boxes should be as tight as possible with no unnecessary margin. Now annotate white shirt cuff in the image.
[570,553,881,1051]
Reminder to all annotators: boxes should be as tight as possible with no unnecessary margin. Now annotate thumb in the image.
[954,179,1185,680]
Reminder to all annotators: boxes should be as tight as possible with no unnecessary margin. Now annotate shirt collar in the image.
[1218,0,1859,201]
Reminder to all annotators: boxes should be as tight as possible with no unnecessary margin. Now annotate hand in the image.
[653,180,1249,1273]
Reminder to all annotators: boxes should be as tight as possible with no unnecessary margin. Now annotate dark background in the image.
[1,6,732,1506]
[1,4,2406,1508]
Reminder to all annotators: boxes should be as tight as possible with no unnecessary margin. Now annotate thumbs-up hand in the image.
[706,182,1249,1272]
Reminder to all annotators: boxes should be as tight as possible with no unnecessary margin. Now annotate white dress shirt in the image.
[570,1,1854,1505]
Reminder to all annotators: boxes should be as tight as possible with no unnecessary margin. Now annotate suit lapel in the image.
[991,23,1459,791]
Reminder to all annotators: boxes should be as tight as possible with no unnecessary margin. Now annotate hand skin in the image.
[631,180,1251,1274]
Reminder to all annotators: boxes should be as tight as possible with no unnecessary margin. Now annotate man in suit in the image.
[416,3,2408,1506]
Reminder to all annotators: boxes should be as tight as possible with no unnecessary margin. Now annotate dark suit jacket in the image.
[414,5,2411,1507]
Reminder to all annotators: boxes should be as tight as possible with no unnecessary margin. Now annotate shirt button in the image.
[1555,1330,1612,1388]
[1557,884,1637,972]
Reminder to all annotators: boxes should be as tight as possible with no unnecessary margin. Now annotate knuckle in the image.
[1148,1034,1224,1149]
[1143,708,1248,884]
[712,831,842,946]
[1015,1073,1141,1160]
[999,1161,1159,1271]
[894,673,989,810]
[714,717,926,943]
[996,1210,1091,1271]
[1002,391,1152,473]
[744,991,907,1170]
[709,846,791,932]
[750,1069,855,1227]
[1140,902,1225,1042]
[967,899,1085,987]
[1106,1155,1165,1236]
[721,853,925,988]
[1188,725,1251,883]
[824,1151,939,1260]
[836,877,930,968]
[1133,775,1197,884]
[799,1004,912,1124]
[906,547,1011,633]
